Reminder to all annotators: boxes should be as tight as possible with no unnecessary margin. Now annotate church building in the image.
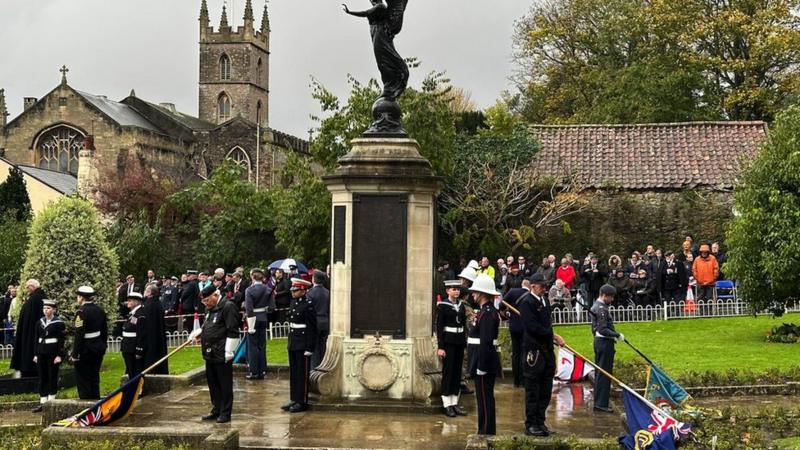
[0,0,307,209]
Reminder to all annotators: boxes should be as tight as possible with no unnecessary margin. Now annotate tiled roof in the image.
[17,165,77,195]
[528,122,768,190]
[75,91,162,133]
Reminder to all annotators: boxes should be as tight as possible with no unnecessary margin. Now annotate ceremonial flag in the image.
[619,391,691,450]
[645,364,691,412]
[52,374,145,427]
[554,346,593,383]
[233,336,248,364]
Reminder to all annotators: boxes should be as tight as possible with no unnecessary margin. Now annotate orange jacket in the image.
[692,255,719,286]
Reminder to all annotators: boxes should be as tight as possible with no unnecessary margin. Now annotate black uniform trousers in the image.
[246,321,267,376]
[474,374,496,435]
[37,355,60,397]
[205,361,234,417]
[122,352,144,379]
[510,331,523,387]
[75,355,103,399]
[523,346,556,428]
[593,338,615,408]
[288,350,311,405]
[440,344,465,396]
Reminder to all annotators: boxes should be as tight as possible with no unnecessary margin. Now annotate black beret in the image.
[200,284,218,298]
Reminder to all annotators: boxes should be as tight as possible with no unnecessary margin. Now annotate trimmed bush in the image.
[16,197,118,329]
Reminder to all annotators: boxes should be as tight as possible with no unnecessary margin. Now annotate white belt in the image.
[444,327,464,333]
[595,331,616,340]
[123,331,137,338]
[253,308,267,313]
[40,338,58,344]
[467,337,498,346]
[84,331,101,339]
[290,323,307,329]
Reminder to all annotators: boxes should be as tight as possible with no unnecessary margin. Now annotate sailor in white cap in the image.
[70,286,108,400]
[467,274,502,435]
[121,292,146,380]
[32,299,65,412]
[436,280,468,417]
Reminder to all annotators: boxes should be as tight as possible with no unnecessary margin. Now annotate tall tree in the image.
[725,106,800,314]
[512,0,800,123]
[0,166,32,221]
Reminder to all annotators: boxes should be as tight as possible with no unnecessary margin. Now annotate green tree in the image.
[512,0,800,123]
[0,166,32,221]
[167,161,276,269]
[0,212,29,287]
[17,197,118,328]
[105,211,164,279]
[268,153,331,267]
[310,61,458,177]
[726,107,800,314]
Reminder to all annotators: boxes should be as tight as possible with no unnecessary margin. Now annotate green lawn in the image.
[553,313,800,374]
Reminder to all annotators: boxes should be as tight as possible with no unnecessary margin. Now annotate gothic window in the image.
[220,54,232,80]
[218,93,231,122]
[256,57,263,84]
[34,125,84,175]
[256,101,263,125]
[226,146,252,181]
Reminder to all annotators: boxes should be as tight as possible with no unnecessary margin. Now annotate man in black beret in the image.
[197,285,239,423]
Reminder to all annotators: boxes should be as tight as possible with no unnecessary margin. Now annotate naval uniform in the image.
[467,302,501,435]
[287,294,318,408]
[436,297,467,400]
[244,281,273,378]
[590,300,619,409]
[519,291,556,431]
[201,296,240,420]
[121,305,146,379]
[34,315,66,399]
[71,302,108,400]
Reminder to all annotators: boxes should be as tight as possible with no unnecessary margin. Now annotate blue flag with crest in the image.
[619,391,691,450]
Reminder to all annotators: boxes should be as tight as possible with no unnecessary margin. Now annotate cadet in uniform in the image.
[198,284,240,423]
[244,268,272,380]
[282,278,317,413]
[32,299,66,412]
[591,284,622,412]
[467,274,501,435]
[458,265,478,395]
[70,286,108,400]
[121,292,146,379]
[519,273,565,437]
[436,279,468,417]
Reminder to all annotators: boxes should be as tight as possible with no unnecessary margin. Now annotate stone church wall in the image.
[199,43,268,125]
[199,119,275,187]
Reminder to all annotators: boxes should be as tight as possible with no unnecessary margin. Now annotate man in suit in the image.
[307,271,330,369]
[581,255,606,303]
[244,268,272,380]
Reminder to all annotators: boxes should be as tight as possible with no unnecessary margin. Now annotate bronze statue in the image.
[343,0,410,135]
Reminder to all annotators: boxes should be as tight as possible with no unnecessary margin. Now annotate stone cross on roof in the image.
[60,65,69,84]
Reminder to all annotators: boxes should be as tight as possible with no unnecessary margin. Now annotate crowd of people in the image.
[435,235,728,310]
[3,265,331,422]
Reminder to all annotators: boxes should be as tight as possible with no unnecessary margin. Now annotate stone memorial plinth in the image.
[311,137,442,403]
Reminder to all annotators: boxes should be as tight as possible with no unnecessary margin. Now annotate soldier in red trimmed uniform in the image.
[282,278,317,413]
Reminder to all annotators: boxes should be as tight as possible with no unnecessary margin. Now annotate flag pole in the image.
[561,342,676,421]
[573,296,657,366]
[140,336,197,376]
[501,300,520,316]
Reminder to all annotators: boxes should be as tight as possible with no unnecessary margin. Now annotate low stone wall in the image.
[119,365,207,395]
[466,434,611,449]
[233,363,289,377]
[40,426,238,450]
[42,399,96,427]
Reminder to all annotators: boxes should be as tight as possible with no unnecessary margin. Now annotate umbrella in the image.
[268,258,308,273]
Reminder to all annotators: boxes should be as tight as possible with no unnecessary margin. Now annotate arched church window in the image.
[256,101,263,125]
[226,146,252,181]
[220,54,232,81]
[256,58,263,84]
[34,125,85,175]
[218,93,231,122]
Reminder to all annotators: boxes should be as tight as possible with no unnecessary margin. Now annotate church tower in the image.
[199,0,270,126]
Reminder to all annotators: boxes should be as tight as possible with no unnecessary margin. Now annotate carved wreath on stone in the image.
[356,346,399,392]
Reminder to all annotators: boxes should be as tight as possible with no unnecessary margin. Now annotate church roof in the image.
[75,91,163,133]
[15,164,77,195]
[143,101,216,131]
[528,121,768,191]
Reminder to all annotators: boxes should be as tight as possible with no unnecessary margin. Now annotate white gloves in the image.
[476,369,487,376]
[303,351,313,357]
[225,352,234,362]
[188,328,203,341]
[617,333,625,342]
[247,317,257,334]
[224,338,238,362]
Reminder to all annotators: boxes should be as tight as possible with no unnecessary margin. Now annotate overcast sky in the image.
[0,0,531,138]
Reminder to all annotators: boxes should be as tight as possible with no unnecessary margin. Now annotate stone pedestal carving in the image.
[311,137,441,403]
